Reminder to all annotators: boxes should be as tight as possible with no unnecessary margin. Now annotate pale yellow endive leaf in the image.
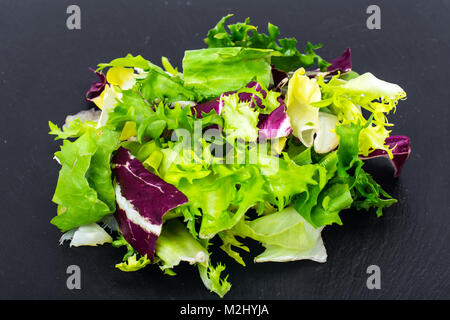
[286,68,321,147]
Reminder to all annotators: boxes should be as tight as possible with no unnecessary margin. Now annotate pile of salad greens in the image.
[48,14,411,297]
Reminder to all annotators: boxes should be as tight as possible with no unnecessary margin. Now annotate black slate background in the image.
[0,0,448,299]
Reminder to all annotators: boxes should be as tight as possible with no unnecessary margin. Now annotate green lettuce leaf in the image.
[157,140,213,186]
[232,206,327,263]
[292,150,351,227]
[292,164,328,226]
[49,119,97,140]
[139,67,197,105]
[50,128,120,232]
[182,47,272,100]
[85,129,120,210]
[155,219,209,272]
[308,181,353,226]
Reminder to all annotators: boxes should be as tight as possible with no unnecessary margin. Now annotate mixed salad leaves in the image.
[48,15,411,297]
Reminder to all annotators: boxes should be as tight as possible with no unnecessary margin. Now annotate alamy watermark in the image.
[366,265,381,290]
[66,265,81,290]
[366,5,381,30]
[66,5,81,30]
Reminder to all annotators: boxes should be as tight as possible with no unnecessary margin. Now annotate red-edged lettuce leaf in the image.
[86,68,107,102]
[113,147,188,259]
[360,135,411,177]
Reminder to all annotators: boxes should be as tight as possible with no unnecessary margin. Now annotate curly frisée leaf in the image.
[174,165,267,240]
[204,14,330,72]
[335,121,397,217]
[219,230,250,266]
[317,72,407,157]
[96,53,153,72]
[198,263,231,298]
[97,53,197,105]
[221,93,259,142]
[260,153,324,210]
[116,254,151,272]
[112,231,152,272]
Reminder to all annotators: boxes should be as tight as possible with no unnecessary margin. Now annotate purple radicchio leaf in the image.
[191,95,225,119]
[307,48,352,78]
[190,92,232,131]
[85,68,107,102]
[271,66,289,91]
[257,98,292,140]
[326,47,352,74]
[238,81,266,109]
[360,135,411,178]
[112,147,188,259]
